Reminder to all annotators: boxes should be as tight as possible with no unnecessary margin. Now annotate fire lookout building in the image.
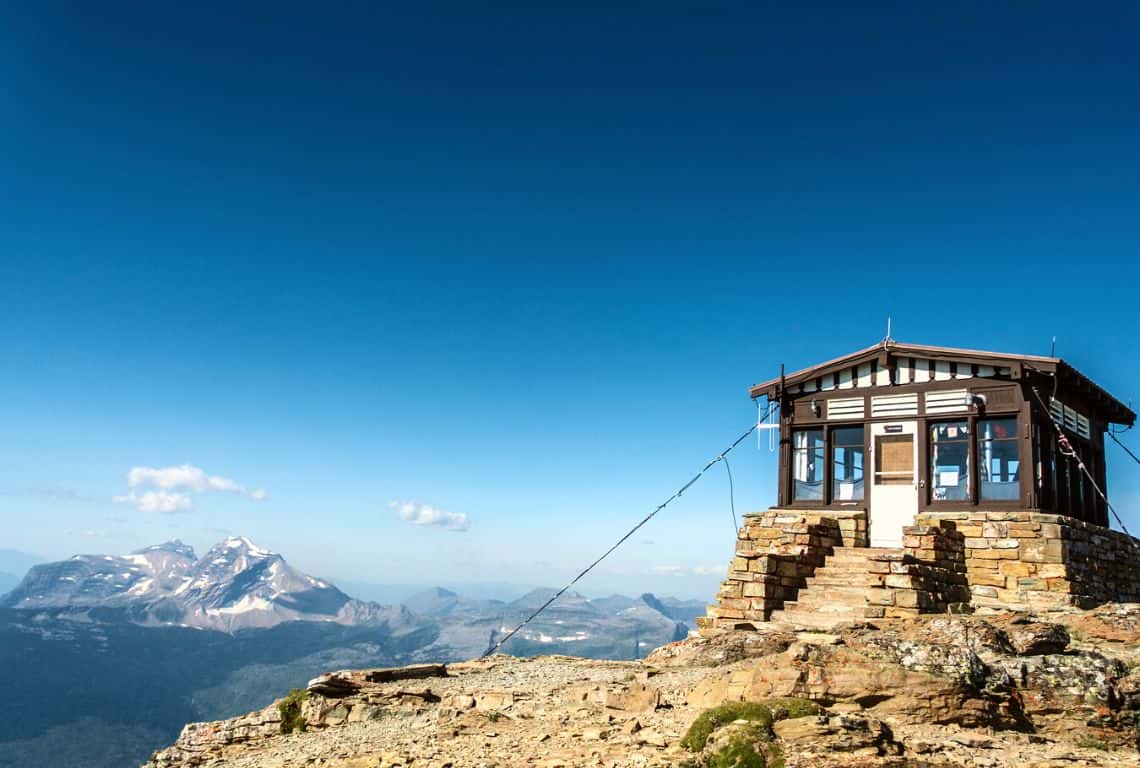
[757,341,1134,547]
[699,341,1140,633]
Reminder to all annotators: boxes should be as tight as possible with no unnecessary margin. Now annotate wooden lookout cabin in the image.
[699,340,1140,633]
[754,340,1135,545]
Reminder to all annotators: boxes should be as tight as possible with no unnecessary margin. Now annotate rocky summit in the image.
[2,537,358,631]
[144,603,1140,768]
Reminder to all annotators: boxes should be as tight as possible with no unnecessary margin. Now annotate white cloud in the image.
[390,500,470,532]
[651,565,723,577]
[113,464,267,513]
[114,490,194,513]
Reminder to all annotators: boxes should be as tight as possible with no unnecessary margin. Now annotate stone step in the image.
[807,577,872,588]
[781,599,865,614]
[767,608,862,629]
[764,546,904,630]
[775,587,867,606]
[790,595,869,609]
[825,547,900,561]
[809,570,875,582]
[794,584,871,598]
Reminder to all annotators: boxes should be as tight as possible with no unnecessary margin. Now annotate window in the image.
[979,417,1019,501]
[792,429,824,501]
[831,426,865,501]
[930,420,969,501]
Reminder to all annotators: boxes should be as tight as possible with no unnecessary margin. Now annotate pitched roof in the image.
[750,340,1135,426]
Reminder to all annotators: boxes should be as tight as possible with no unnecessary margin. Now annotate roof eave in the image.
[748,342,1133,425]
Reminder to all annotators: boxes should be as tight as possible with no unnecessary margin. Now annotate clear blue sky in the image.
[2,2,1139,599]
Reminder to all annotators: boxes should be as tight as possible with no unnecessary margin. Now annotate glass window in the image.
[831,426,865,502]
[792,429,824,501]
[979,417,1019,501]
[930,420,970,501]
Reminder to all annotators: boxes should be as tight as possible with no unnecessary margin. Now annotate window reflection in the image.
[831,426,865,501]
[931,421,970,501]
[979,417,1019,501]
[792,429,824,501]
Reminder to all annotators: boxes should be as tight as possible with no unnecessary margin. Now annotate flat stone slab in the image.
[308,664,449,696]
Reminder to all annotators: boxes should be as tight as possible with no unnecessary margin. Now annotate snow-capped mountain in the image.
[1,537,358,631]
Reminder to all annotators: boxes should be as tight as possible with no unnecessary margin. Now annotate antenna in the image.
[1050,336,1057,357]
[883,316,893,345]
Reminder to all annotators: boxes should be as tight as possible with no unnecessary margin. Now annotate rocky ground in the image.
[144,604,1140,768]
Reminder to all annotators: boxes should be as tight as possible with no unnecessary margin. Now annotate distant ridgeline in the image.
[0,537,699,768]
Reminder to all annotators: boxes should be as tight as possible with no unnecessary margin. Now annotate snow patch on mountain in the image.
[0,538,355,632]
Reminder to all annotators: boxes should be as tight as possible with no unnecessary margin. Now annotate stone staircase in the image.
[767,546,902,629]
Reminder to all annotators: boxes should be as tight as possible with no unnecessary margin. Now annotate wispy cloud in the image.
[114,489,194,513]
[114,464,267,513]
[651,565,723,577]
[63,528,111,538]
[1,486,107,504]
[390,500,470,532]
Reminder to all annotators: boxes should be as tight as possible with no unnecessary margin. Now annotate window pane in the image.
[831,426,865,501]
[792,429,824,501]
[832,426,864,447]
[930,420,969,501]
[979,417,1019,501]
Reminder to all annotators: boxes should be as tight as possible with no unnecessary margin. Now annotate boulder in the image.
[646,626,795,667]
[690,628,1022,728]
[604,681,661,713]
[306,673,362,698]
[772,712,898,756]
[1007,623,1070,656]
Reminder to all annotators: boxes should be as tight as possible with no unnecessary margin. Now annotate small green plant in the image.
[278,689,308,734]
[680,698,820,752]
[706,723,771,768]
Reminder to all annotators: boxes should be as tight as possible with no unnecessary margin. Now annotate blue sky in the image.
[2,2,1139,599]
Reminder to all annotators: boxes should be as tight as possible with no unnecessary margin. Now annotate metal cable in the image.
[1107,429,1140,469]
[1028,386,1134,540]
[483,405,774,657]
[723,454,738,534]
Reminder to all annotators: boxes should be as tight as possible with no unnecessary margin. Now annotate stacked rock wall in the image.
[917,511,1140,611]
[699,509,1139,633]
[864,523,970,619]
[695,510,850,634]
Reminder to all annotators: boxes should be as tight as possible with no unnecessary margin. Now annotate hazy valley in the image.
[0,538,703,768]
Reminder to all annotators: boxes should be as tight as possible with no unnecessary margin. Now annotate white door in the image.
[869,420,919,548]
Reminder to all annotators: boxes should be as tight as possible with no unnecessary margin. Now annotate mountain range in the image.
[0,538,706,768]
[3,537,389,631]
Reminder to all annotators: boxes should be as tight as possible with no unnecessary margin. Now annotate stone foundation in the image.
[695,510,852,633]
[917,511,1140,611]
[864,523,970,619]
[699,508,1140,633]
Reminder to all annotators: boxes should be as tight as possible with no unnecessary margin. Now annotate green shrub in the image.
[681,698,821,768]
[706,722,770,768]
[681,698,820,753]
[278,689,308,734]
